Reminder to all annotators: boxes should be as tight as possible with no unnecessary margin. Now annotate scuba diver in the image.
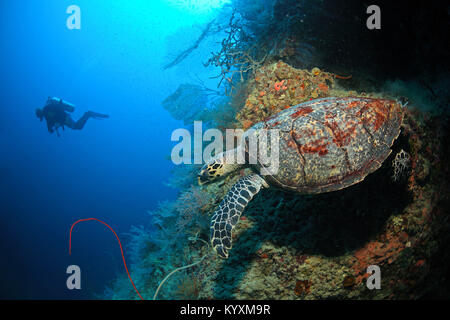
[35,97,109,136]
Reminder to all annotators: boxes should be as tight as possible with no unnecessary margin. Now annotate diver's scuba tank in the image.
[47,97,75,112]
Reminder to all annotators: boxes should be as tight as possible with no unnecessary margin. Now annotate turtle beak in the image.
[198,170,210,186]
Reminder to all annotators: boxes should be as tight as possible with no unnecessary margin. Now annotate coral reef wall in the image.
[106,0,450,300]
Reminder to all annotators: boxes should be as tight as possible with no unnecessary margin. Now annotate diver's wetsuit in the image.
[39,98,108,136]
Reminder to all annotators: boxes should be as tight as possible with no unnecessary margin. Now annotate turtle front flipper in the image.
[210,174,268,258]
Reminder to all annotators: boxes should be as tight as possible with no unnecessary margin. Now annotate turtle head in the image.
[198,160,226,185]
[198,150,242,185]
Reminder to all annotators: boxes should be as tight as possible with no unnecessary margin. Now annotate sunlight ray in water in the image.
[166,0,231,14]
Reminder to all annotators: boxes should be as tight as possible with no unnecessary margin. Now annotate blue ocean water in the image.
[0,0,226,299]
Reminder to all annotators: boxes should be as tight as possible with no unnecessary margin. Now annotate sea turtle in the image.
[198,97,405,258]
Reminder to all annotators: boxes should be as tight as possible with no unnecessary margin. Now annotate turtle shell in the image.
[246,97,404,193]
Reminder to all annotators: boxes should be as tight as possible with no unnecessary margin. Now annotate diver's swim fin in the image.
[88,111,110,119]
